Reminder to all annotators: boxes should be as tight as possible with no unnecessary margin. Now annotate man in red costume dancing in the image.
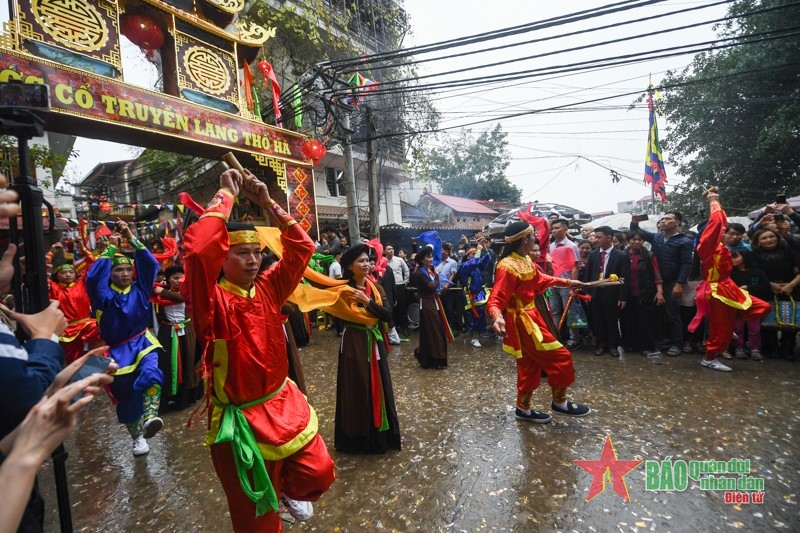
[182,168,335,532]
[689,186,770,371]
[487,221,591,422]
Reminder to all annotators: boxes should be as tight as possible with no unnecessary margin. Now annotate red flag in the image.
[257,60,282,127]
[94,221,112,239]
[242,60,254,111]
[517,203,550,266]
[78,217,89,248]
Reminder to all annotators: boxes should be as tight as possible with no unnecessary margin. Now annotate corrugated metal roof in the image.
[316,205,368,218]
[422,193,499,215]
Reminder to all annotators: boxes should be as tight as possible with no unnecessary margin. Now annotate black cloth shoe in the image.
[514,408,552,424]
[551,401,591,417]
[593,348,605,356]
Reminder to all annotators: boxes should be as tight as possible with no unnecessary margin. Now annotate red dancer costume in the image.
[47,243,102,364]
[183,171,334,532]
[689,188,770,370]
[487,221,591,420]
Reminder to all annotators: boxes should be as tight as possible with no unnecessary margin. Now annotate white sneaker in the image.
[388,327,401,345]
[701,358,732,372]
[143,417,163,439]
[132,437,149,456]
[281,495,313,521]
[471,339,482,348]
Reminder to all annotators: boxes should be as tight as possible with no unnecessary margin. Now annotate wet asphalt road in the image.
[40,329,799,532]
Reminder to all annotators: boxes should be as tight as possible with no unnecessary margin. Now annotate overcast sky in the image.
[61,0,730,214]
[400,0,730,213]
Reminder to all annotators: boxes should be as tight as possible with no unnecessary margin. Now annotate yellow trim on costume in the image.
[113,330,162,375]
[497,253,536,281]
[59,318,92,343]
[709,283,752,310]
[706,255,721,283]
[205,340,232,443]
[218,277,256,298]
[257,407,319,461]
[219,189,234,199]
[228,230,260,246]
[199,212,228,221]
[504,294,564,358]
[111,283,131,294]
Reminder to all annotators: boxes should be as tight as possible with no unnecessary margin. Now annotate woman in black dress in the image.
[413,247,453,368]
[335,244,401,453]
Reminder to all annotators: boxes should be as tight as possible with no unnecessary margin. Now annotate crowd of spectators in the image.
[322,196,799,364]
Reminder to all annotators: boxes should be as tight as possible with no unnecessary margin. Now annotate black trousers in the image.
[393,284,408,331]
[589,292,622,349]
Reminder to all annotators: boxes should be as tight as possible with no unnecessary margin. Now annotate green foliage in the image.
[659,0,800,219]
[134,150,206,190]
[245,0,438,158]
[417,124,520,203]
[0,136,76,188]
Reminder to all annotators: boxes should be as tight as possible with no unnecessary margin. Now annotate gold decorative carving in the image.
[182,45,231,95]
[236,20,276,46]
[0,21,19,51]
[203,0,244,15]
[31,0,109,53]
[18,15,45,43]
[252,155,287,193]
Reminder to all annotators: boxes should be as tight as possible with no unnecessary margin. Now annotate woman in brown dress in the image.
[335,244,401,453]
[413,247,453,368]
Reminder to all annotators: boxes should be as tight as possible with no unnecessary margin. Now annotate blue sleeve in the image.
[676,238,693,284]
[630,222,655,243]
[86,255,113,310]
[0,332,64,438]
[133,246,159,294]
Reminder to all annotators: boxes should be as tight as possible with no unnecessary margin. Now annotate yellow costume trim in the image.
[708,282,753,310]
[111,283,131,294]
[113,330,162,375]
[496,253,536,281]
[504,294,563,358]
[218,277,256,298]
[59,318,93,343]
[258,407,319,461]
[200,212,228,221]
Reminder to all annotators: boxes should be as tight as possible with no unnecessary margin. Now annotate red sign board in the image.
[0,49,310,165]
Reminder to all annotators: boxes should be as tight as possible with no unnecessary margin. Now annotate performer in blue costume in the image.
[86,221,163,457]
[459,244,494,347]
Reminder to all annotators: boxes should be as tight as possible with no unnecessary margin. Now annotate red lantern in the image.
[301,140,327,164]
[121,15,165,52]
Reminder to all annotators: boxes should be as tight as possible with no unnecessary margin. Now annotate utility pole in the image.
[340,112,361,245]
[365,106,379,239]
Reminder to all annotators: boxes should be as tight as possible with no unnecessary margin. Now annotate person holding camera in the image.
[86,220,164,457]
[0,188,73,531]
[0,354,115,533]
[630,211,693,356]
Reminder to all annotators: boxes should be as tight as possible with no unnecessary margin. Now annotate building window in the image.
[325,167,345,197]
